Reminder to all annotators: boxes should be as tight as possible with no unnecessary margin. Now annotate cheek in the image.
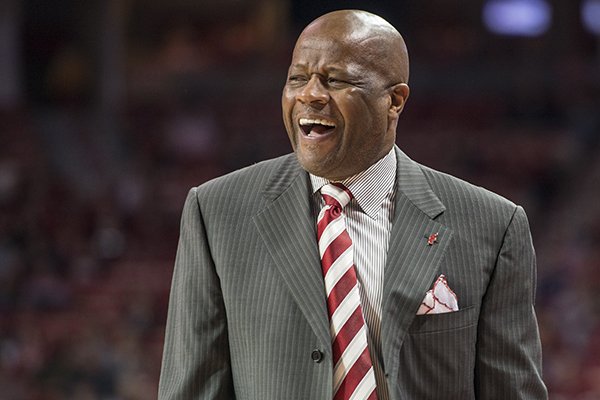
[281,92,295,127]
[341,89,383,116]
[340,94,382,133]
[369,98,392,130]
[336,92,367,125]
[281,90,292,114]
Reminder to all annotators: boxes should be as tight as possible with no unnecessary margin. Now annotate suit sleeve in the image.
[158,188,235,399]
[475,206,548,399]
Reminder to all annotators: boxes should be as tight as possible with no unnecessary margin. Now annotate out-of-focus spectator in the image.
[1,1,599,398]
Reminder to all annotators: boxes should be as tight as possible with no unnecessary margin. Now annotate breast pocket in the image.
[408,305,479,334]
[398,305,479,399]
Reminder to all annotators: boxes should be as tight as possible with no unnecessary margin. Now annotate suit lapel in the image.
[252,155,330,346]
[381,148,454,379]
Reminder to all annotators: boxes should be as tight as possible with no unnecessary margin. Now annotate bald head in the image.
[297,10,409,84]
[282,9,411,180]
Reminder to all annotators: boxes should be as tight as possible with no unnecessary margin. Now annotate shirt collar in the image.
[310,148,397,219]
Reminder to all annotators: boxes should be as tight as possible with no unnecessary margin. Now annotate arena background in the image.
[1,0,599,398]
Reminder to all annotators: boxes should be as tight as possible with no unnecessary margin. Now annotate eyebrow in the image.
[289,63,306,70]
[326,66,350,74]
[289,64,358,76]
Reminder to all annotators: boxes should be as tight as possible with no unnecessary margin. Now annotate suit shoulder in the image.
[196,153,293,196]
[419,164,519,219]
[187,153,299,217]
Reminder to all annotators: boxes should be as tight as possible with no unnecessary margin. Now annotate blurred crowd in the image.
[1,1,600,399]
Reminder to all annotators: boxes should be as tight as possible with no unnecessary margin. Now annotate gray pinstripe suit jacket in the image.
[158,147,547,399]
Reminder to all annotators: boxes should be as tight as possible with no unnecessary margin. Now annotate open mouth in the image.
[298,118,336,137]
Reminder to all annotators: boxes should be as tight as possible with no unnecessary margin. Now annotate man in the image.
[158,9,547,400]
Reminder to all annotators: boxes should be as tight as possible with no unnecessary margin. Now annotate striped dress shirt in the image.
[310,148,396,400]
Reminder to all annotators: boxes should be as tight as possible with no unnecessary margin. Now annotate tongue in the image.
[310,124,333,135]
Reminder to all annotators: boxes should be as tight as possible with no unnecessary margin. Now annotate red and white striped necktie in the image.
[317,183,378,400]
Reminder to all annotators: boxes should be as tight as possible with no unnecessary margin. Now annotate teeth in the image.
[299,118,335,127]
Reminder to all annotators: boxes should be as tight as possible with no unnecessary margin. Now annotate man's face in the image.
[282,32,397,180]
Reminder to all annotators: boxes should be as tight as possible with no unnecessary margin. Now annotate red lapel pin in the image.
[427,232,439,246]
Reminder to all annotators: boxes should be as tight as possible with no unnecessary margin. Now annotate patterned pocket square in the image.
[417,274,459,315]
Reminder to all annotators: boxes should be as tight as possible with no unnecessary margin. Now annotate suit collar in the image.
[260,147,446,219]
[260,153,306,201]
[393,146,445,219]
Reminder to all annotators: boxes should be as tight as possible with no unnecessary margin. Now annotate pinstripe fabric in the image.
[158,146,547,400]
[310,149,395,400]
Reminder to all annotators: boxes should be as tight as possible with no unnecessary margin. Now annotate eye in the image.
[327,77,349,87]
[287,75,307,85]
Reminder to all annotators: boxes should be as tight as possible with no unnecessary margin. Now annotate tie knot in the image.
[321,183,352,209]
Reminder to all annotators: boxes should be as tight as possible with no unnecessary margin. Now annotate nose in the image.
[297,75,329,107]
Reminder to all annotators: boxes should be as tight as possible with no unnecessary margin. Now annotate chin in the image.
[297,160,327,178]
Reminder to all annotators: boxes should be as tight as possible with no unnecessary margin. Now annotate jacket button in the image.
[311,349,324,363]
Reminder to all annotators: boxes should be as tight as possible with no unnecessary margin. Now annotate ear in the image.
[388,83,410,116]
